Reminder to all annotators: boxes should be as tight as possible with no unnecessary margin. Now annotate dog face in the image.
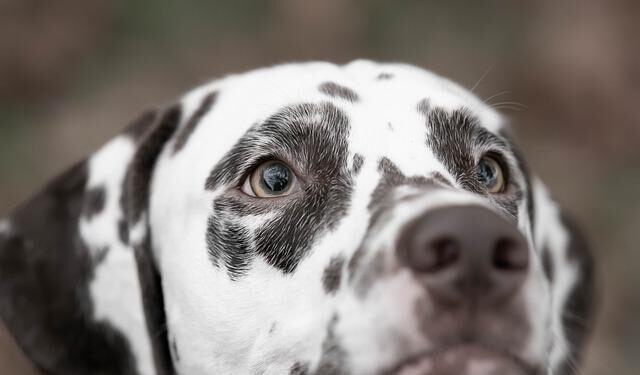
[0,61,594,375]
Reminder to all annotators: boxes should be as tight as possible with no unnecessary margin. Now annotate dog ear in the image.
[0,107,181,375]
[530,179,596,374]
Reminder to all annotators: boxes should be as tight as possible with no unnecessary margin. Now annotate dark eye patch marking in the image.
[206,203,253,280]
[322,256,345,295]
[82,186,106,219]
[173,91,217,154]
[318,82,359,103]
[206,102,353,277]
[314,314,348,375]
[376,72,393,80]
[290,361,310,375]
[418,99,484,194]
[418,99,522,219]
[352,154,364,175]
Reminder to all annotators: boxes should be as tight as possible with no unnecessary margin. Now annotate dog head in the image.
[0,61,595,375]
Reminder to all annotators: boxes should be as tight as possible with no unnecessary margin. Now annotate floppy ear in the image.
[530,179,596,375]
[0,106,181,375]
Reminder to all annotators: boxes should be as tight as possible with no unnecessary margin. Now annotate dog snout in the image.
[397,205,529,306]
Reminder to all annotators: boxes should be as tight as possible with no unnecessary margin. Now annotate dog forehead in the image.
[173,60,504,175]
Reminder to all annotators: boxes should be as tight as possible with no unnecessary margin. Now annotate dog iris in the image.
[245,160,296,197]
[477,155,505,193]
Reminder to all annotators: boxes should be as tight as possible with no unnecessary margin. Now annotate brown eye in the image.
[477,155,506,194]
[241,161,298,198]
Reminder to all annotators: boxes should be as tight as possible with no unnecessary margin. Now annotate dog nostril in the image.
[492,238,528,271]
[418,237,459,273]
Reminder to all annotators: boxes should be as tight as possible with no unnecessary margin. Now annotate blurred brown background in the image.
[0,1,638,374]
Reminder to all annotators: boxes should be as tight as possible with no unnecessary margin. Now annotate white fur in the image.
[78,61,578,374]
[532,179,580,374]
[80,136,154,375]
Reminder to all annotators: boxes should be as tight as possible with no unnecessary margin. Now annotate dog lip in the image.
[385,343,537,375]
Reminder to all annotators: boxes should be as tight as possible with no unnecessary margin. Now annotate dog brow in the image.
[205,102,349,191]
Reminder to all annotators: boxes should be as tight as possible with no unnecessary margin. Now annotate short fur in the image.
[0,61,595,375]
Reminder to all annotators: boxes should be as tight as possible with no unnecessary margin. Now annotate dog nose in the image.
[397,205,529,305]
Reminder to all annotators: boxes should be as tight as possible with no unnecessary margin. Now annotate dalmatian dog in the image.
[0,61,595,375]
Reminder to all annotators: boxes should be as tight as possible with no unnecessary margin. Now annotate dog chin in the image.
[388,344,535,375]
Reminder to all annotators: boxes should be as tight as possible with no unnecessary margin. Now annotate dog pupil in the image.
[261,163,290,192]
[478,159,496,186]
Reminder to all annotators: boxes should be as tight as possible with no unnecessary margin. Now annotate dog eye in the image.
[477,155,506,194]
[241,161,298,198]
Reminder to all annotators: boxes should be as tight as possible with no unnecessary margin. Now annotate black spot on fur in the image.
[290,361,310,375]
[205,102,353,277]
[118,219,129,245]
[348,159,449,282]
[541,246,554,283]
[173,91,217,153]
[93,246,110,265]
[132,233,174,375]
[119,109,160,248]
[376,72,393,80]
[124,110,158,142]
[82,186,106,219]
[353,250,387,298]
[0,161,139,374]
[352,154,364,175]
[319,82,359,103]
[269,322,278,335]
[127,105,181,224]
[322,256,345,295]
[556,214,596,375]
[416,98,430,116]
[125,104,182,375]
[314,314,348,375]
[347,244,366,283]
[170,337,180,363]
[368,157,431,212]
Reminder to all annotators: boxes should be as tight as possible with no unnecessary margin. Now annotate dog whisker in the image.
[470,63,496,93]
[483,90,511,104]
